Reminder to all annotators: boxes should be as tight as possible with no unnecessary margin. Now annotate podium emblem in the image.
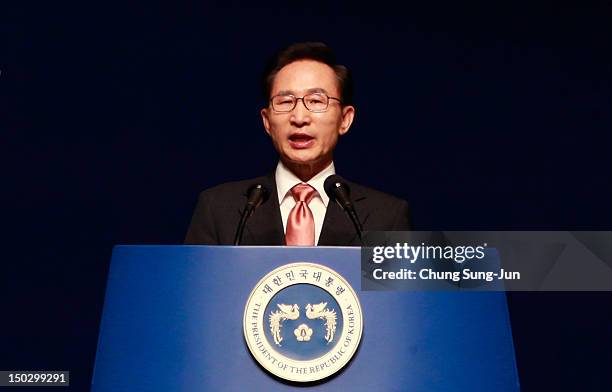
[243,262,363,382]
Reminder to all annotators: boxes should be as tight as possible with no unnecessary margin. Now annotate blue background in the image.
[2,1,611,390]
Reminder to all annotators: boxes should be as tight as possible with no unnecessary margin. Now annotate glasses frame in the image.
[269,93,342,113]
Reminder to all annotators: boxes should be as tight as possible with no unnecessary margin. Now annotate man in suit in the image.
[185,42,410,246]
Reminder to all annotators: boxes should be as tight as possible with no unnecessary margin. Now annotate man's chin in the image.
[284,156,320,167]
[282,155,332,170]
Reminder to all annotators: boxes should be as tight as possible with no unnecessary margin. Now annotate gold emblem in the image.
[305,303,337,343]
[269,304,300,346]
[293,324,313,341]
[243,262,363,382]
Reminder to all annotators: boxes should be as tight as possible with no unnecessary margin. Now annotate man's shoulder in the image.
[186,175,274,245]
[195,175,276,212]
[346,179,407,205]
[199,175,272,198]
[345,179,411,230]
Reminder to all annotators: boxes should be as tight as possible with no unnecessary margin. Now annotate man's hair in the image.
[261,42,353,106]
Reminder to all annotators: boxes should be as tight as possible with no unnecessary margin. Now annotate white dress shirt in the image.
[275,161,335,245]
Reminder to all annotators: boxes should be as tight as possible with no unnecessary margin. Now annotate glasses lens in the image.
[272,95,295,112]
[304,93,328,112]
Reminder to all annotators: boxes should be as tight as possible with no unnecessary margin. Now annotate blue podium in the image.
[92,246,519,391]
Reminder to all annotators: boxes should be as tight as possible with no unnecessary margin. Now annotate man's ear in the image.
[338,105,355,136]
[261,108,271,136]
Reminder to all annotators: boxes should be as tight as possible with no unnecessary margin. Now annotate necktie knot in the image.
[291,183,317,204]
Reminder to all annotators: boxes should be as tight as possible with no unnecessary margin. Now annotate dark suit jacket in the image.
[184,173,411,246]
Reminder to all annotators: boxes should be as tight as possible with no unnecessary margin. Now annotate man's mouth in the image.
[288,133,315,149]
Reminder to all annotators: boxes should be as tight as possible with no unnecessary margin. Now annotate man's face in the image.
[261,60,355,173]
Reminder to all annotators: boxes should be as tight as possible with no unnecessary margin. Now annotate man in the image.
[185,42,410,246]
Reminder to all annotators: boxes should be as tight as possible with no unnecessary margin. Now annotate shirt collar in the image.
[275,161,335,207]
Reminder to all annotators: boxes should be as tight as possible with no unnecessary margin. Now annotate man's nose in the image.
[290,98,311,126]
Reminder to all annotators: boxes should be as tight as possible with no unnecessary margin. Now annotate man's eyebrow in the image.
[275,88,329,96]
[306,88,328,95]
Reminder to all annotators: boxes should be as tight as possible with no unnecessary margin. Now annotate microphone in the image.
[324,175,364,244]
[234,184,269,245]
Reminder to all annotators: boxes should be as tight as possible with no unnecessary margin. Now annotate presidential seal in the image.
[243,262,363,382]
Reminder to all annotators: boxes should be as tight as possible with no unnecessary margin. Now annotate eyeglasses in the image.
[269,93,342,113]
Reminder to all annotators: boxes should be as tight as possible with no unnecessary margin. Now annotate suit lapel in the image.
[242,172,285,245]
[319,181,370,246]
